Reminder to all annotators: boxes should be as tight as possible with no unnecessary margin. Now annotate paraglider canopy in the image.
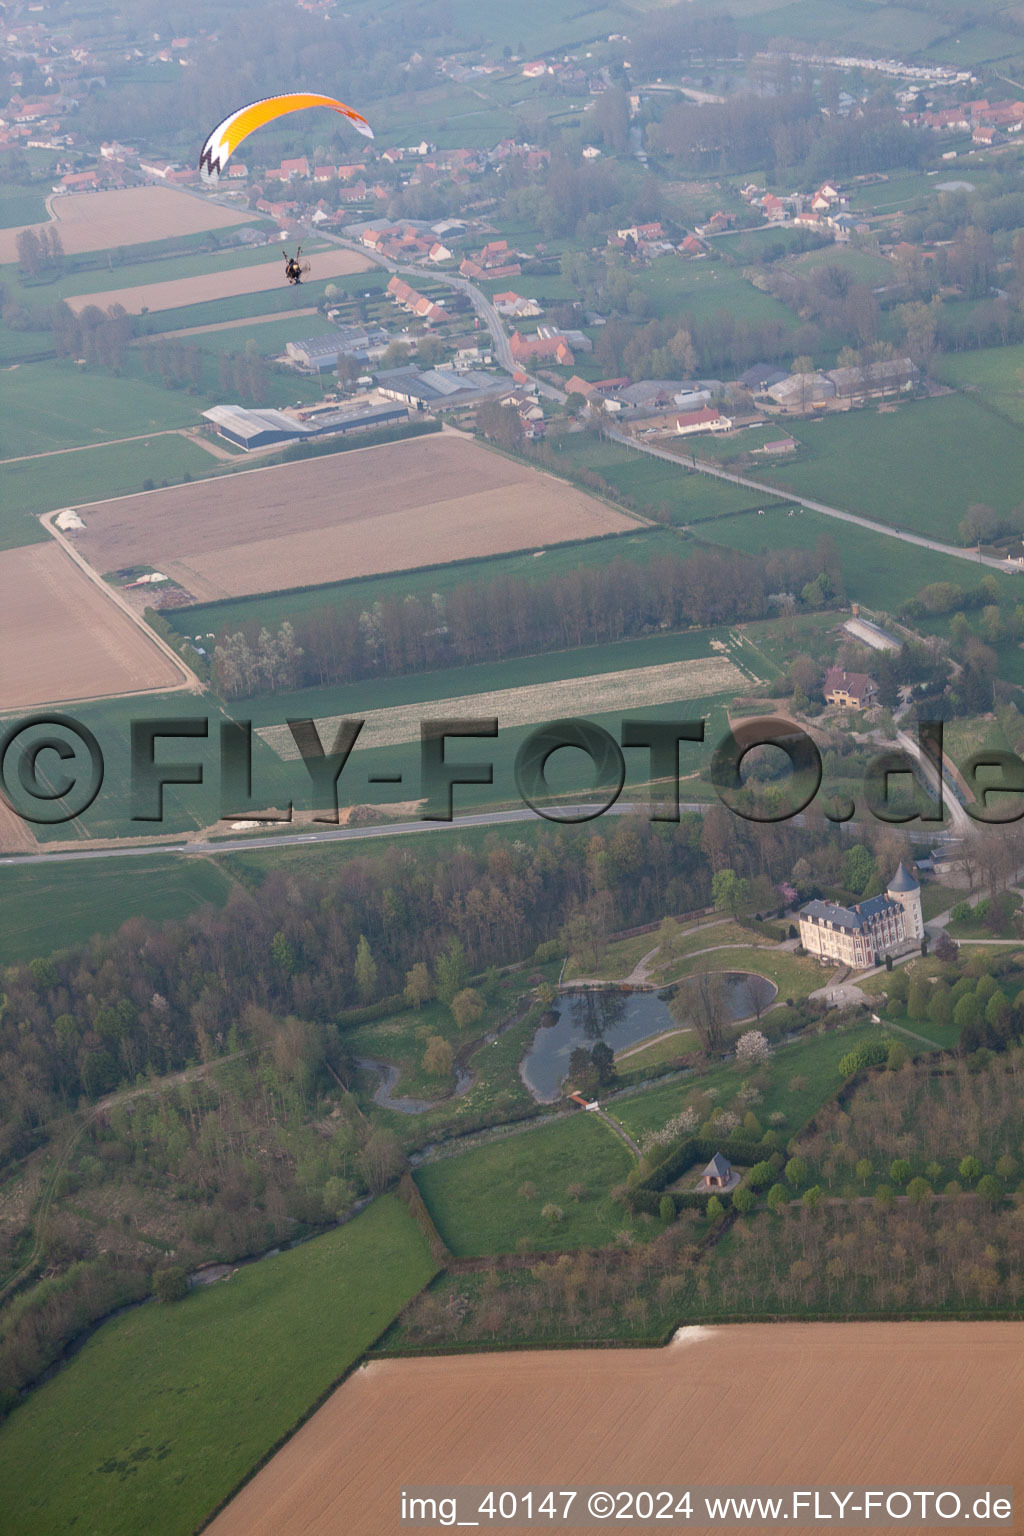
[199,92,373,179]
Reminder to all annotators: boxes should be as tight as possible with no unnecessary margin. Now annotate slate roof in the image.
[703,1153,732,1179]
[888,861,919,893]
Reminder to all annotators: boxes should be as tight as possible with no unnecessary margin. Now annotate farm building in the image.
[375,365,511,409]
[286,328,390,372]
[202,401,408,450]
[826,356,917,399]
[767,372,837,410]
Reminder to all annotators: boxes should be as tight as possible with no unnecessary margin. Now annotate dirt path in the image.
[1,427,187,465]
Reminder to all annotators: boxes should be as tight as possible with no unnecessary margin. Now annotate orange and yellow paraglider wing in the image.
[198,92,373,177]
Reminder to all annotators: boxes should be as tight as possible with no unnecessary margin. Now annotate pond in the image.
[520,973,777,1103]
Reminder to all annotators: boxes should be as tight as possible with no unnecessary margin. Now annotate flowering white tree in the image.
[735,1029,773,1067]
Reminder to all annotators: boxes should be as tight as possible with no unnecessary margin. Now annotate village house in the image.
[493,291,542,319]
[823,666,878,710]
[675,406,732,437]
[799,864,923,968]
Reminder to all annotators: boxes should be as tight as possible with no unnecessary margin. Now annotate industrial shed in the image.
[202,405,307,450]
[202,402,409,451]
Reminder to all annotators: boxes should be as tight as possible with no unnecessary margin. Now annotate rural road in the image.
[0,802,700,867]
[603,427,1024,576]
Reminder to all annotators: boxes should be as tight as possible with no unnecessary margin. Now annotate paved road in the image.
[603,427,1023,576]
[0,801,698,867]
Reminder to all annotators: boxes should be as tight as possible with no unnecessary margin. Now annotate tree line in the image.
[211,541,840,698]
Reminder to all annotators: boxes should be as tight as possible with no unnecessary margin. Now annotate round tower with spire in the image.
[887,861,923,944]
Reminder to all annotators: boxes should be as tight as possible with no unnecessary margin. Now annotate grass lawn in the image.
[414,1114,634,1255]
[348,999,475,1101]
[0,856,235,965]
[0,435,220,548]
[637,256,800,330]
[751,394,1024,543]
[648,943,817,995]
[0,1195,437,1536]
[611,1021,882,1141]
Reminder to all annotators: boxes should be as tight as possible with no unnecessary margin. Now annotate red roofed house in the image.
[675,407,732,437]
[61,169,99,188]
[313,165,336,181]
[280,156,310,179]
[510,330,574,366]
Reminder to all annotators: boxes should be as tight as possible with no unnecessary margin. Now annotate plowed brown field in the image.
[0,542,184,708]
[70,434,638,601]
[66,247,374,315]
[208,1323,1024,1536]
[0,186,255,264]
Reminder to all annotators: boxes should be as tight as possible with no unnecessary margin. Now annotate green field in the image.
[0,1195,436,1536]
[692,501,1019,614]
[414,1114,634,1255]
[0,186,50,228]
[1,360,206,457]
[611,1022,882,1142]
[1,435,220,549]
[637,255,800,329]
[935,344,1024,429]
[549,431,779,523]
[0,855,235,965]
[169,313,337,356]
[756,395,1024,542]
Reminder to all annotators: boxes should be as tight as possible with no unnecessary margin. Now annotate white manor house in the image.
[798,863,924,969]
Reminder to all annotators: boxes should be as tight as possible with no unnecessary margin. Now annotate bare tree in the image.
[672,972,728,1055]
[740,974,776,1024]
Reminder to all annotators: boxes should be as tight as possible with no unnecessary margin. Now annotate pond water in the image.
[520,973,776,1103]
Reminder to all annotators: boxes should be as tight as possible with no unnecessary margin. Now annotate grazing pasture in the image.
[207,1324,1024,1536]
[70,434,640,601]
